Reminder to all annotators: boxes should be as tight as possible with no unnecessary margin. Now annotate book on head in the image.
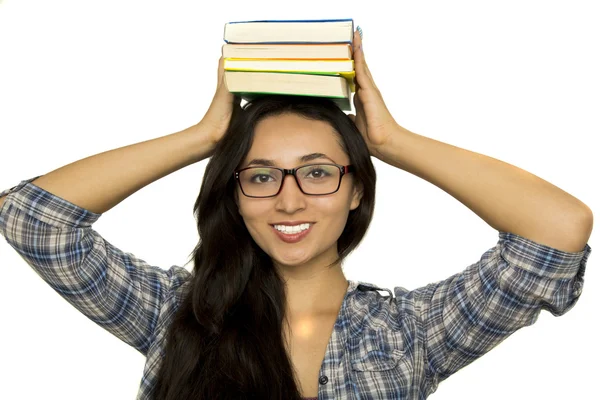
[224,59,354,74]
[223,18,354,44]
[224,71,352,111]
[222,43,353,60]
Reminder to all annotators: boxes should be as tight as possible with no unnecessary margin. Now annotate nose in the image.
[275,174,306,211]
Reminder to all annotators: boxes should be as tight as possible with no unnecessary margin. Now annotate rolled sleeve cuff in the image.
[0,176,102,230]
[498,230,591,315]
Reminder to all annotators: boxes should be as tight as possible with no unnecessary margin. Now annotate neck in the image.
[279,263,348,349]
[280,261,348,317]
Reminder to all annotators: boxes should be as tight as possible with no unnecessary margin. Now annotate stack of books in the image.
[222,19,356,111]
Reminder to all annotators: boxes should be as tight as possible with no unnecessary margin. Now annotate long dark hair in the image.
[153,95,377,399]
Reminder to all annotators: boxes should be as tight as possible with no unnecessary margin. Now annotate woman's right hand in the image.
[198,56,242,146]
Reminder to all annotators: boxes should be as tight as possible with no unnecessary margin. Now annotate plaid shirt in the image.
[0,176,591,400]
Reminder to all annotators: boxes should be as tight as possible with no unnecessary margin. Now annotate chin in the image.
[274,254,312,268]
[271,248,314,267]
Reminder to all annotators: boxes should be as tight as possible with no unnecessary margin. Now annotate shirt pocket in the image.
[349,328,413,397]
[350,348,404,371]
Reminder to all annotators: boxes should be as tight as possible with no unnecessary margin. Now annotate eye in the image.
[304,167,332,179]
[250,173,275,184]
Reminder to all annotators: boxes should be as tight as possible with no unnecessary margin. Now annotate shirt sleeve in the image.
[0,176,191,357]
[412,230,591,388]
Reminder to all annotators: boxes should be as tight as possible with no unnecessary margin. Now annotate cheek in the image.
[239,202,267,221]
[315,198,352,232]
[237,200,271,237]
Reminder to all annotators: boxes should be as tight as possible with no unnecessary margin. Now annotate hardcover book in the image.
[222,43,352,60]
[224,71,352,111]
[223,18,354,44]
[224,59,354,74]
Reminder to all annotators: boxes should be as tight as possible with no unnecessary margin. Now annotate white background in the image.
[0,0,598,398]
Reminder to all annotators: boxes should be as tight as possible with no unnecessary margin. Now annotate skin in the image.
[234,112,363,318]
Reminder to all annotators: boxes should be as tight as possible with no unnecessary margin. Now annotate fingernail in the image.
[357,25,363,39]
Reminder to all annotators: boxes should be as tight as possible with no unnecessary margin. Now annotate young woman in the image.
[0,29,592,399]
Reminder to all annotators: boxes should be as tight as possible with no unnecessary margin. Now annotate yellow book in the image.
[224,58,355,92]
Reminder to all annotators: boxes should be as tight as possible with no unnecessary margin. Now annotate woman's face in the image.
[235,112,363,272]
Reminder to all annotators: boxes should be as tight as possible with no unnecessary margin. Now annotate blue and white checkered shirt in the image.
[0,176,591,399]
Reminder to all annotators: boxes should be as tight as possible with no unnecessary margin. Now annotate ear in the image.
[350,181,364,211]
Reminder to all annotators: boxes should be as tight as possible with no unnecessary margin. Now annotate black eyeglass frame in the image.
[234,163,354,198]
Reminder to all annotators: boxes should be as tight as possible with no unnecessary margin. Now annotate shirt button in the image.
[318,375,328,385]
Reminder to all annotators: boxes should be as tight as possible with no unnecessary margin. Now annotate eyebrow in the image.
[245,153,335,167]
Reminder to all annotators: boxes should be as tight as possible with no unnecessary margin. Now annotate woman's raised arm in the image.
[0,56,237,214]
[0,123,214,214]
[348,29,593,253]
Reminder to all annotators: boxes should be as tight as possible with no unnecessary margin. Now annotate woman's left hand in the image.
[348,28,403,159]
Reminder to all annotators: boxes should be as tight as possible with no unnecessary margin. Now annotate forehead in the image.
[243,113,347,165]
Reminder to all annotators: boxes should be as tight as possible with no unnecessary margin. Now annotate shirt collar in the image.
[348,279,394,304]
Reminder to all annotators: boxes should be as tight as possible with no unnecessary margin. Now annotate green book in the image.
[225,70,351,111]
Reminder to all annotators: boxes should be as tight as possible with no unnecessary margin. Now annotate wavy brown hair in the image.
[153,95,377,399]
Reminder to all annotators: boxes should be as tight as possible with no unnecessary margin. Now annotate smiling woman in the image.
[2,90,590,400]
[152,95,378,399]
[233,112,365,273]
[0,3,596,399]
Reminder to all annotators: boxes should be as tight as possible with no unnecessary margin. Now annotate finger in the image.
[353,90,360,112]
[353,89,366,117]
[353,30,377,89]
[348,114,355,122]
[217,56,225,86]
[351,92,367,132]
[352,30,368,88]
[215,56,234,105]
[354,91,368,129]
[353,75,361,93]
[353,30,372,80]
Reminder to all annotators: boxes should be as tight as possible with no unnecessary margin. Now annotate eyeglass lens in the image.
[238,164,341,197]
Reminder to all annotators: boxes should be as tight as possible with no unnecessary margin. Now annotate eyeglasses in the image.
[234,163,354,198]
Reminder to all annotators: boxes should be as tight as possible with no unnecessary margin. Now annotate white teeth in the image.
[274,223,310,234]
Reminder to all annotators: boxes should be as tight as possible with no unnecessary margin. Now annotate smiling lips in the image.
[271,223,314,243]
